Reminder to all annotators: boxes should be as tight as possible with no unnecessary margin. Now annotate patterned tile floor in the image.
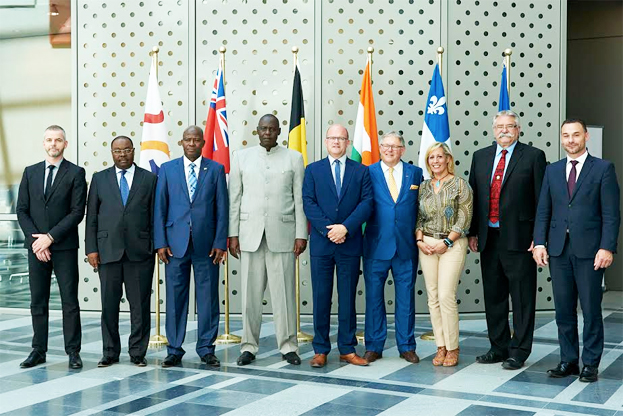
[0,293,621,416]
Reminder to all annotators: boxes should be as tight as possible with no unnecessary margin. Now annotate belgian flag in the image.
[288,62,308,166]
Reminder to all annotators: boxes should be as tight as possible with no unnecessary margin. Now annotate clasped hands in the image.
[326,224,347,244]
[417,239,448,255]
[31,233,53,262]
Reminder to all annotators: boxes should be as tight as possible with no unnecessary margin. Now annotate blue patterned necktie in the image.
[188,162,197,201]
[334,159,342,197]
[120,170,129,206]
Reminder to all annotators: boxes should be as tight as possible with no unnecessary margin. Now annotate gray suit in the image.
[229,145,307,354]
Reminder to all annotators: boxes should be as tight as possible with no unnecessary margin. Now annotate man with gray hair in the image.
[16,125,87,369]
[468,110,546,370]
[362,131,424,364]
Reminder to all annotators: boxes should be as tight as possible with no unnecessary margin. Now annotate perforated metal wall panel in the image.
[75,0,563,314]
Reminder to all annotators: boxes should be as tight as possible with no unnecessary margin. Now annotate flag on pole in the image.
[288,60,308,166]
[202,58,230,173]
[351,56,379,166]
[139,58,170,174]
[498,61,510,111]
[418,64,450,179]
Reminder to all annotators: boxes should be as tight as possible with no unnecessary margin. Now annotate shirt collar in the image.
[567,150,589,165]
[183,156,201,169]
[115,164,136,175]
[380,160,403,173]
[496,140,518,156]
[45,158,63,169]
[328,154,347,166]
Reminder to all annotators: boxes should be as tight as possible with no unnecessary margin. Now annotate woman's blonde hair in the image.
[424,142,455,177]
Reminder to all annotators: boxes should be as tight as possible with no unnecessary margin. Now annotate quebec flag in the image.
[498,61,510,111]
[418,64,450,179]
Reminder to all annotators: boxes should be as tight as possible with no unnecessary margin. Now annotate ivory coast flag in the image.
[351,56,379,165]
[288,60,308,166]
[139,58,170,174]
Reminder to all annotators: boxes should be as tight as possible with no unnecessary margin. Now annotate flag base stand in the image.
[356,331,365,343]
[420,331,435,341]
[149,334,168,348]
[297,331,313,344]
[215,333,242,345]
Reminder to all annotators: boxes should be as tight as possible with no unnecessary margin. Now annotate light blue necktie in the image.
[120,170,129,206]
[188,163,197,201]
[334,159,342,197]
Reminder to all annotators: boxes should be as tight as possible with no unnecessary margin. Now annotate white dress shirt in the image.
[183,156,202,196]
[566,150,589,181]
[115,164,135,190]
[327,154,347,185]
[380,160,403,194]
[44,158,63,192]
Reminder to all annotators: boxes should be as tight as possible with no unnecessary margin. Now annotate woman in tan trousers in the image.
[416,143,473,366]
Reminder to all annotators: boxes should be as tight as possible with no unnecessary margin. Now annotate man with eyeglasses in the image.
[302,124,373,368]
[362,131,423,364]
[468,110,546,370]
[229,114,307,366]
[154,126,228,368]
[16,125,87,369]
[85,136,157,367]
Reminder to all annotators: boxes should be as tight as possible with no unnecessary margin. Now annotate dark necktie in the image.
[334,160,342,197]
[45,165,55,199]
[567,160,579,197]
[120,170,129,206]
[488,149,507,224]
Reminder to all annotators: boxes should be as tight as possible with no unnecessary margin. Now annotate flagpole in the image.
[503,48,512,102]
[290,45,314,344]
[356,46,375,345]
[215,46,241,345]
[437,46,444,77]
[149,45,168,349]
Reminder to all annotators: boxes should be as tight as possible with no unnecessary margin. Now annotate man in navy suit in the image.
[534,119,620,383]
[154,125,228,368]
[362,132,423,364]
[302,124,373,368]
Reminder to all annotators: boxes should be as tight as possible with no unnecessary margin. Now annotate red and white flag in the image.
[139,59,170,174]
[202,58,229,173]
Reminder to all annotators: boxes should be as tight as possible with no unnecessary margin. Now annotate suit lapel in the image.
[35,162,46,201]
[483,145,496,192]
[396,162,411,203]
[124,165,143,207]
[193,157,209,199]
[107,167,124,208]
[501,142,524,189]
[46,159,68,201]
[370,163,391,201]
[177,158,191,203]
[323,158,339,200]
[339,158,355,203]
[570,155,594,202]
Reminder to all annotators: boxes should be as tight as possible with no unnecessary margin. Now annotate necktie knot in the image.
[48,165,56,172]
[189,163,196,170]
[501,149,508,156]
[570,160,578,167]
[121,169,127,176]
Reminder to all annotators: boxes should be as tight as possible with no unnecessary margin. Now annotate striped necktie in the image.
[188,163,197,201]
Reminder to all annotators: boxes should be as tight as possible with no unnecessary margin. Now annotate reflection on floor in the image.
[0,293,621,416]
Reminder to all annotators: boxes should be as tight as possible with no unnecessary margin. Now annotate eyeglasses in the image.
[257,126,279,133]
[494,124,517,130]
[326,136,348,142]
[111,149,134,155]
[380,143,405,151]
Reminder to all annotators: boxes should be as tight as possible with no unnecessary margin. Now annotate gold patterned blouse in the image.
[416,176,474,237]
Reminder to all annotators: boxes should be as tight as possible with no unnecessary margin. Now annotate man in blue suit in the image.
[154,125,228,368]
[363,131,423,364]
[533,119,620,383]
[303,124,374,368]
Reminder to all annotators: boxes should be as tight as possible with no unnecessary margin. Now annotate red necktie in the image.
[489,149,507,224]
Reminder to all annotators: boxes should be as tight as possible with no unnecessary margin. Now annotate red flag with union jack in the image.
[202,58,230,173]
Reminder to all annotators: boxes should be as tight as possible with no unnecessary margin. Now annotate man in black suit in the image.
[468,110,546,370]
[85,136,158,367]
[16,125,87,369]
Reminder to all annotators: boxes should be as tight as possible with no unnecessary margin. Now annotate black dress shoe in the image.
[579,365,599,383]
[201,353,220,367]
[161,354,182,368]
[502,357,524,370]
[282,352,301,365]
[20,350,46,368]
[237,351,256,366]
[97,356,119,367]
[476,350,507,364]
[69,352,83,369]
[547,362,580,378]
[130,357,147,367]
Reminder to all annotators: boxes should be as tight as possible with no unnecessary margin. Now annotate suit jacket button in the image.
[335,208,338,212]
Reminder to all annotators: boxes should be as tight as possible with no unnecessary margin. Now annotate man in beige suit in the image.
[229,114,308,366]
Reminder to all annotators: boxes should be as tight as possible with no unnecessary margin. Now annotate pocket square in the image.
[410,185,419,190]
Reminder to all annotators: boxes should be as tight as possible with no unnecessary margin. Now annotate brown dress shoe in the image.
[363,351,382,363]
[400,350,420,364]
[310,353,327,368]
[339,352,369,366]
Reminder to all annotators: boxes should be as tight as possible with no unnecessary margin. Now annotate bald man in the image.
[302,124,373,368]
